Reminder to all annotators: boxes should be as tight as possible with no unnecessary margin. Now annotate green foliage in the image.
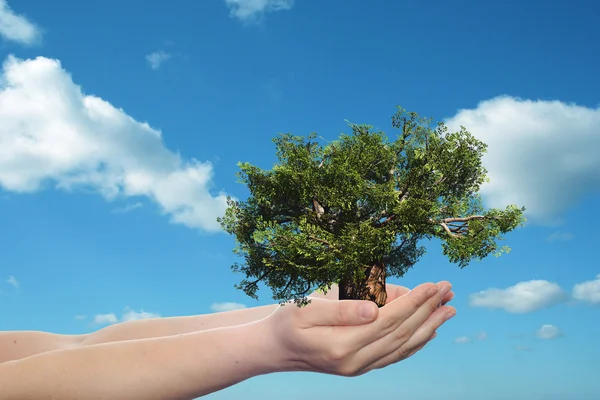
[218,107,526,305]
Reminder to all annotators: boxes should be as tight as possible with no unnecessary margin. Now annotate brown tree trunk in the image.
[339,261,387,307]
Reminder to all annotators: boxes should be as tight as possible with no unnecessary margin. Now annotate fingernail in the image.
[427,286,439,297]
[445,310,456,321]
[359,303,376,321]
[439,284,452,297]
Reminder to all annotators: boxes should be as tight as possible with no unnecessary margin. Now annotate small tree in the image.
[218,107,525,307]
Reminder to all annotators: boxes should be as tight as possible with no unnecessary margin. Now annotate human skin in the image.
[0,282,454,363]
[0,282,455,399]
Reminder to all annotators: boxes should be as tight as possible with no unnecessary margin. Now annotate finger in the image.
[436,291,454,309]
[399,283,452,335]
[364,308,451,373]
[298,297,379,328]
[398,330,437,359]
[435,281,453,306]
[402,305,455,350]
[385,284,410,302]
[442,291,454,304]
[350,283,450,365]
[353,282,439,345]
[360,330,437,374]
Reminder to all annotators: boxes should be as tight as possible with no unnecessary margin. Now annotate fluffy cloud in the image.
[572,274,600,305]
[469,280,568,313]
[93,313,118,325]
[444,96,600,225]
[454,336,471,344]
[0,55,229,232]
[453,331,487,344]
[111,202,143,214]
[6,275,18,288]
[121,308,161,322]
[145,51,171,70]
[210,302,247,312]
[536,324,563,340]
[0,0,40,45]
[93,308,160,325]
[224,0,293,23]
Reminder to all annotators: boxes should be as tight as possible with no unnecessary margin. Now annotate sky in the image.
[0,0,599,399]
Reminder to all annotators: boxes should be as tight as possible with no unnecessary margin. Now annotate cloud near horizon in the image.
[444,96,600,225]
[92,307,160,325]
[0,55,229,232]
[0,0,41,45]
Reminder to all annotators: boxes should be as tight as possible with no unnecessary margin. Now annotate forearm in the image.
[0,320,285,400]
[81,304,278,347]
[0,331,84,363]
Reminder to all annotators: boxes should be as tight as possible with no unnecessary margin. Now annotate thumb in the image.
[300,298,379,327]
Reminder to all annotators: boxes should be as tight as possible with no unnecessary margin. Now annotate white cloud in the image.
[93,313,118,325]
[547,231,575,242]
[145,51,171,70]
[0,0,40,45]
[224,0,293,23]
[111,201,143,214]
[469,280,568,313]
[93,308,160,325]
[572,274,600,305]
[6,275,18,288]
[74,315,86,320]
[454,336,472,344]
[536,324,563,340]
[0,55,229,232]
[210,302,247,312]
[121,308,160,322]
[444,96,600,225]
[454,331,487,344]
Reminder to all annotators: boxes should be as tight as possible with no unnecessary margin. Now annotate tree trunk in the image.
[339,261,387,307]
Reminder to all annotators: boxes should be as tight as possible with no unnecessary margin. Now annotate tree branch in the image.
[248,269,273,288]
[308,235,333,247]
[440,216,487,223]
[439,222,460,238]
[432,215,496,238]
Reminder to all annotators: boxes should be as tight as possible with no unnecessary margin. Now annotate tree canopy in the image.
[218,107,525,306]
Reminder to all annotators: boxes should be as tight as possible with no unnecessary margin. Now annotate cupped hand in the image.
[309,282,454,306]
[266,282,455,377]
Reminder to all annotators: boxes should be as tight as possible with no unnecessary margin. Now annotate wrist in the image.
[206,317,293,378]
[258,310,310,374]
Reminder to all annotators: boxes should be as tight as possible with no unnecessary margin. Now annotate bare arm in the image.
[0,304,278,363]
[1,284,453,364]
[80,304,278,346]
[0,320,283,400]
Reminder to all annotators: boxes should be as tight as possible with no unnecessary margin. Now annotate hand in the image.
[267,282,455,377]
[309,282,455,306]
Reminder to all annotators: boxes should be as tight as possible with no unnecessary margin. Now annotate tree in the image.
[218,107,525,307]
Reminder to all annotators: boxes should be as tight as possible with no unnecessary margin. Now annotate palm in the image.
[309,283,453,305]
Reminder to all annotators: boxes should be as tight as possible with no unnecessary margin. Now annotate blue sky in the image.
[1,0,599,399]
